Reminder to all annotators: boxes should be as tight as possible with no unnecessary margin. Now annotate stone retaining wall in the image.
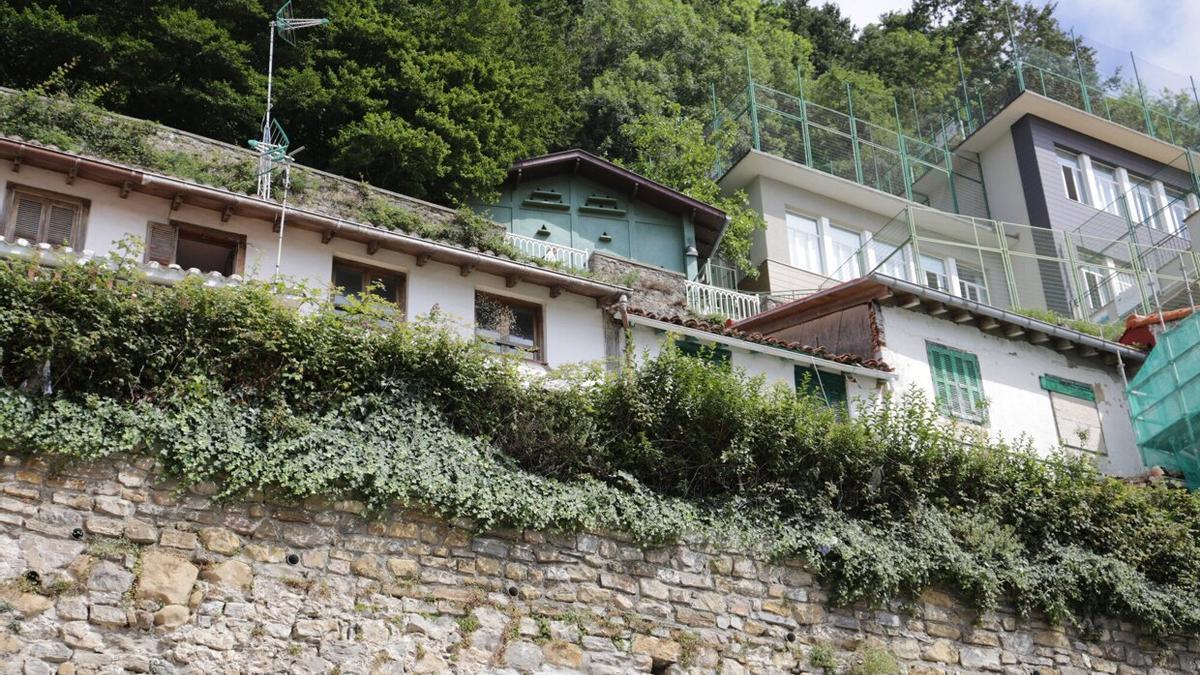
[0,452,1196,674]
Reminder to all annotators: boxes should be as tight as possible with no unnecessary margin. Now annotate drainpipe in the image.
[617,294,633,371]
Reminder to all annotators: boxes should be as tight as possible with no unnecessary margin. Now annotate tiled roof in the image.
[627,308,893,372]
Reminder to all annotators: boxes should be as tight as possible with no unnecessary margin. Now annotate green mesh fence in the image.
[1127,310,1200,489]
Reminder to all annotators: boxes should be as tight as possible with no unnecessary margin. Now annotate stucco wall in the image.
[878,306,1141,476]
[0,453,1195,674]
[0,165,609,369]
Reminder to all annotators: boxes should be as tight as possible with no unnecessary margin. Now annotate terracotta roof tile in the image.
[627,308,892,372]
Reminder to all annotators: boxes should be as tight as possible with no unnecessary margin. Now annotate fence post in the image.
[846,83,865,185]
[1062,232,1088,319]
[956,47,973,132]
[995,220,1021,309]
[746,49,761,152]
[797,65,814,167]
[1191,76,1200,128]
[1122,201,1153,314]
[1130,52,1156,139]
[1186,148,1200,196]
[894,99,914,201]
[940,116,961,214]
[1005,5,1026,93]
[905,205,923,281]
[1070,30,1092,114]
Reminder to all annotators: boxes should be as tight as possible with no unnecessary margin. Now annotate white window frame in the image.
[865,235,913,282]
[785,212,823,272]
[785,211,879,283]
[824,223,864,281]
[1089,160,1124,217]
[1057,149,1089,204]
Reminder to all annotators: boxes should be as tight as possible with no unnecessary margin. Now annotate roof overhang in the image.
[0,137,630,302]
[957,91,1196,172]
[508,149,729,260]
[718,149,917,220]
[624,312,895,380]
[735,273,1146,366]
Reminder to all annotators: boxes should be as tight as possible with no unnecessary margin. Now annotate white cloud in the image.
[1041,0,1198,79]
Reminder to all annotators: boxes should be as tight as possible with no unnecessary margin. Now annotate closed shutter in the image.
[795,364,847,407]
[44,203,77,246]
[1041,375,1106,455]
[11,194,44,241]
[146,222,178,265]
[927,342,986,423]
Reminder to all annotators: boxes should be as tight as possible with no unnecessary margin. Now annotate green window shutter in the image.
[926,342,986,423]
[1039,374,1096,402]
[675,339,731,365]
[794,365,847,407]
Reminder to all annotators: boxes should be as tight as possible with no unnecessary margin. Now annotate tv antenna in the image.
[253,0,327,201]
[249,131,306,278]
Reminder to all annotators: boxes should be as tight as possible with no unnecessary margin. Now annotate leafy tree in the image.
[767,0,856,76]
[615,105,764,276]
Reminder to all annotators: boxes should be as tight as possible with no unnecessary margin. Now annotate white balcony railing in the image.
[685,280,762,321]
[505,232,590,271]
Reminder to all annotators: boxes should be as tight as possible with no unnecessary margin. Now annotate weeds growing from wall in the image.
[0,258,1198,637]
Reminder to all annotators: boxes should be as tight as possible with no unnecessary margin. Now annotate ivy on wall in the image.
[1,257,1199,637]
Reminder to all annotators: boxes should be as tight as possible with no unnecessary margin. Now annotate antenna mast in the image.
[255,1,327,201]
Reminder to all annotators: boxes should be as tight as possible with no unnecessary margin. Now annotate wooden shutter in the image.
[794,364,847,407]
[146,222,178,265]
[927,343,986,423]
[44,203,77,246]
[11,194,44,241]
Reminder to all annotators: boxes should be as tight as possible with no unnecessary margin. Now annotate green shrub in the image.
[0,258,1199,637]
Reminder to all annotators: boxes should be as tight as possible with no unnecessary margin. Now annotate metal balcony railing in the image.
[504,232,591,271]
[685,280,762,320]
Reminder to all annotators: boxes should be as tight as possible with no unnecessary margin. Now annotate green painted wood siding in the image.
[926,342,987,424]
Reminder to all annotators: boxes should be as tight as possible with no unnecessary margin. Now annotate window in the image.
[1091,163,1123,216]
[146,221,245,276]
[474,292,543,361]
[4,187,85,247]
[870,239,910,280]
[1057,150,1088,203]
[795,365,847,407]
[826,225,863,281]
[920,255,949,292]
[331,260,405,312]
[674,339,731,365]
[1131,179,1163,230]
[956,265,988,303]
[1166,187,1192,235]
[1081,265,1113,311]
[786,213,822,271]
[1041,375,1106,456]
[927,342,987,424]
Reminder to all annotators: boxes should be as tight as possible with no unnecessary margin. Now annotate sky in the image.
[830,0,1197,79]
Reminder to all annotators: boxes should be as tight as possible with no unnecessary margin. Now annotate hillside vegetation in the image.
[0,0,1080,273]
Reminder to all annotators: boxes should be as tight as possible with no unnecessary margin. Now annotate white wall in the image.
[878,306,1141,475]
[627,323,884,413]
[0,166,608,369]
[978,129,1031,226]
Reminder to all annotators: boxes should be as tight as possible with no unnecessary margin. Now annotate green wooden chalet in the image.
[483,150,728,279]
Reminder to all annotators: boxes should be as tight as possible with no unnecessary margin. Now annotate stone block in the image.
[136,550,198,605]
[201,560,253,592]
[543,639,584,669]
[198,527,240,555]
[159,529,197,550]
[88,604,128,628]
[153,604,190,628]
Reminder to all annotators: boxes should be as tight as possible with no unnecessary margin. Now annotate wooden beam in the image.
[1079,346,1099,358]
[272,214,281,233]
[505,274,519,288]
[897,294,921,309]
[321,230,335,245]
[549,286,563,298]
[1003,325,1025,338]
[459,263,475,277]
[1053,338,1075,352]
[924,301,947,316]
[415,253,431,266]
[66,160,79,185]
[977,317,1000,331]
[367,241,380,255]
[1029,332,1050,345]
[119,181,132,199]
[10,153,21,172]
[221,205,234,222]
[170,193,184,211]
[951,310,973,323]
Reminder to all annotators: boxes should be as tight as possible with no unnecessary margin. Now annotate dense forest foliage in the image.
[0,0,1080,265]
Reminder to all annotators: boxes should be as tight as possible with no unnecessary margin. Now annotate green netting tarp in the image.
[1127,311,1200,490]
